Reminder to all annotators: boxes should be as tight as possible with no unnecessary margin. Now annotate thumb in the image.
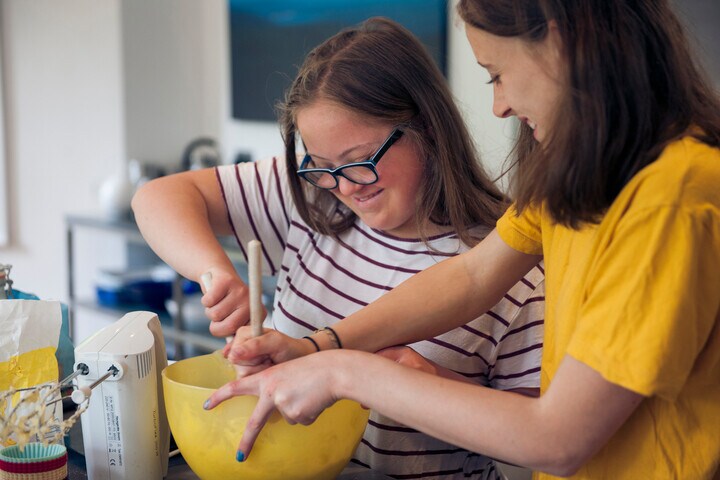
[228,329,283,364]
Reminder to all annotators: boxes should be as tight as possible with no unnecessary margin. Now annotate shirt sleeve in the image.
[567,205,720,400]
[496,203,544,256]
[215,156,294,276]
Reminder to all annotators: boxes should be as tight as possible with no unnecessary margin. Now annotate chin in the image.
[360,217,392,232]
[362,220,387,231]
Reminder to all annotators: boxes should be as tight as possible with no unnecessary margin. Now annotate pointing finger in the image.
[236,395,275,461]
[204,375,259,410]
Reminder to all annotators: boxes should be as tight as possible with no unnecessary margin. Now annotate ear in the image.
[542,20,566,80]
[544,20,564,64]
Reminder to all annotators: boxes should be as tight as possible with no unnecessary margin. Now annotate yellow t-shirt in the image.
[497,136,720,479]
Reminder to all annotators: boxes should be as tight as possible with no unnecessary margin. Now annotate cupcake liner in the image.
[0,463,67,480]
[0,444,66,464]
[0,444,67,480]
[0,455,67,473]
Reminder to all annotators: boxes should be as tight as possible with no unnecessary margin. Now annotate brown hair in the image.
[277,17,507,247]
[459,0,720,228]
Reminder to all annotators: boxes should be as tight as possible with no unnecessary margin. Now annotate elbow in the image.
[542,458,583,478]
[130,181,144,211]
[130,178,156,215]
[129,187,141,213]
[535,444,591,477]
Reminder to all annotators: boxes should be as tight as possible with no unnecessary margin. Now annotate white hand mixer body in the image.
[73,311,169,480]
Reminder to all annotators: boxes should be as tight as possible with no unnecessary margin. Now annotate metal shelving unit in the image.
[65,214,255,359]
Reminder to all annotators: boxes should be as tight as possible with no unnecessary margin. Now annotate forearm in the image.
[211,348,640,472]
[333,351,552,470]
[333,351,642,476]
[132,170,234,281]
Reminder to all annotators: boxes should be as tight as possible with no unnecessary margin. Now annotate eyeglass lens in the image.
[303,164,377,188]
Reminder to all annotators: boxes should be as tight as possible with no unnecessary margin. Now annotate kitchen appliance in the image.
[73,311,169,480]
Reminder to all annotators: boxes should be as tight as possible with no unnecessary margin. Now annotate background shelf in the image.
[66,214,275,360]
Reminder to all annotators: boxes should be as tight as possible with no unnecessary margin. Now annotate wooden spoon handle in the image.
[248,239,264,338]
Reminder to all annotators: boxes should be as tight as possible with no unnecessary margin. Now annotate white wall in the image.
[0,0,226,304]
[0,13,7,247]
[121,0,223,168]
[447,2,517,185]
[0,0,125,300]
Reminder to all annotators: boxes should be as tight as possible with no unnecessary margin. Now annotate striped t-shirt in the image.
[216,157,545,480]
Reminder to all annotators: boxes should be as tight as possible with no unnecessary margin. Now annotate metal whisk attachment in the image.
[0,263,13,299]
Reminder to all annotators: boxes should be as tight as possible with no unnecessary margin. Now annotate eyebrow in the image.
[306,141,377,162]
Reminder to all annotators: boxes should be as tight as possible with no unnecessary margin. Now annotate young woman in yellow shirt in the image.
[206,1,720,478]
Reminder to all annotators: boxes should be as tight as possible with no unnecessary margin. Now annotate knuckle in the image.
[233,367,252,378]
[245,416,263,432]
[226,381,241,395]
[286,406,304,421]
[274,391,288,407]
[206,309,222,323]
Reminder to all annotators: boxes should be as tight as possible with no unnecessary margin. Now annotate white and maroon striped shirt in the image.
[216,157,545,480]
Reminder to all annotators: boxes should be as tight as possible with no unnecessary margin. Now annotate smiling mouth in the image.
[355,190,383,203]
[520,117,537,130]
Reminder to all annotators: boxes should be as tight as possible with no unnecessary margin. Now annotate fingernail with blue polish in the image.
[236,450,245,462]
[203,399,211,410]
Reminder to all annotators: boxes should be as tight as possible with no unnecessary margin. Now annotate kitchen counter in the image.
[65,414,390,480]
[67,448,389,479]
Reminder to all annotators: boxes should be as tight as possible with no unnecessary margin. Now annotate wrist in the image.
[331,350,369,402]
[329,350,355,399]
[310,326,343,350]
[273,336,316,364]
[301,336,320,355]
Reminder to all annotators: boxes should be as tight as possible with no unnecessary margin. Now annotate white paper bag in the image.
[0,300,63,446]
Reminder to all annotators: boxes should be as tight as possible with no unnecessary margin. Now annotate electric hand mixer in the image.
[72,310,170,480]
[68,240,264,479]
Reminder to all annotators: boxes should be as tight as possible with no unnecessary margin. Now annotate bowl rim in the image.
[162,354,246,396]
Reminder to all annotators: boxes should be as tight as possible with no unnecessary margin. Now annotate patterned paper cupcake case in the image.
[0,443,67,480]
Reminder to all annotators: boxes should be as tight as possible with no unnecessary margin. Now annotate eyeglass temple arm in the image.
[371,129,404,164]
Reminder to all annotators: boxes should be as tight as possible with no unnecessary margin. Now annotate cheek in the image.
[527,71,562,122]
[406,163,426,195]
[380,158,424,196]
[393,168,425,215]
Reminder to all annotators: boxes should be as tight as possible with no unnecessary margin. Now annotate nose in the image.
[336,176,363,196]
[492,84,512,119]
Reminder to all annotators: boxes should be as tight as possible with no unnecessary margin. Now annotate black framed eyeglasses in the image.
[297,128,404,190]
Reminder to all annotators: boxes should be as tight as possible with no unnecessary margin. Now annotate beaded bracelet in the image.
[323,326,343,349]
[302,336,321,352]
[311,326,343,350]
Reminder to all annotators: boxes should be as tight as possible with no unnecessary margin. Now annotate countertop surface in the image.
[68,448,390,479]
[65,410,391,480]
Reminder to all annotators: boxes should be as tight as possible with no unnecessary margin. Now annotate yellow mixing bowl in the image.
[162,353,370,480]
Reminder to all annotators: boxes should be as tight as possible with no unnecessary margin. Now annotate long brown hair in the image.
[459,0,720,228]
[277,17,507,247]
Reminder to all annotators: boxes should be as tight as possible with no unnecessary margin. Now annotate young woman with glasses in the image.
[205,1,720,478]
[133,17,545,479]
